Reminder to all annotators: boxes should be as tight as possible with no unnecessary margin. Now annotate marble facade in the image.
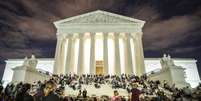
[2,10,200,88]
[53,10,145,76]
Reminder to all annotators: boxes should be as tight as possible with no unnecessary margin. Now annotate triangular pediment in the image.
[54,10,145,25]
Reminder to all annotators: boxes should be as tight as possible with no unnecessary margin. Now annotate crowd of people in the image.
[0,73,201,101]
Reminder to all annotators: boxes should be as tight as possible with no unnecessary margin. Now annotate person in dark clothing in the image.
[0,84,5,101]
[82,89,87,98]
[130,84,141,101]
[4,83,15,100]
[56,86,65,100]
[15,83,34,101]
[34,80,61,101]
[39,91,61,101]
[77,90,82,98]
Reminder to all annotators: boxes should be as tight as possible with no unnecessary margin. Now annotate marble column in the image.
[77,34,84,75]
[132,32,145,76]
[124,33,133,74]
[90,33,95,74]
[114,33,121,75]
[60,38,67,74]
[103,33,109,74]
[53,34,65,74]
[69,37,76,74]
[137,32,145,75]
[65,34,74,74]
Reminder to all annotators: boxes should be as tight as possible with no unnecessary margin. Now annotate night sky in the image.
[0,0,201,79]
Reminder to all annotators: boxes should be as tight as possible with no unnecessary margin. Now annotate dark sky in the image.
[0,0,201,79]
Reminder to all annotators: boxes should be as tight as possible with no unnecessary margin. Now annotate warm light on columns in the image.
[74,38,79,74]
[72,33,116,75]
[95,33,103,61]
[130,38,136,74]
[119,37,125,74]
[64,39,68,73]
[108,33,115,75]
[84,33,91,74]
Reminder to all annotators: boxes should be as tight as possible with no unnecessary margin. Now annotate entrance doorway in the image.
[96,61,103,75]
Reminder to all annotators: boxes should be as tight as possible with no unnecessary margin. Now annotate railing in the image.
[37,69,52,76]
[146,68,161,75]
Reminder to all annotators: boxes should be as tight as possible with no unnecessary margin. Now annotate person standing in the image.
[34,80,61,101]
[111,90,121,101]
[130,84,141,101]
[15,83,34,101]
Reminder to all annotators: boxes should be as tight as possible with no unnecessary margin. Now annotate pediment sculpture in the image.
[22,55,38,68]
[160,54,175,69]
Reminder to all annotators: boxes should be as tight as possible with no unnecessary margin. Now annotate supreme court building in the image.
[53,10,145,76]
[2,10,200,87]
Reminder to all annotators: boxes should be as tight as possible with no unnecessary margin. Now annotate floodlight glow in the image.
[84,38,91,74]
[130,38,136,74]
[95,35,103,61]
[74,38,79,74]
[64,39,68,73]
[108,38,114,75]
[119,38,125,74]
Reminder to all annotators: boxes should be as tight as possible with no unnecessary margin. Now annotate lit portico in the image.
[53,10,146,76]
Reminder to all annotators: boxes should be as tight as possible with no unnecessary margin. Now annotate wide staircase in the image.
[65,83,129,97]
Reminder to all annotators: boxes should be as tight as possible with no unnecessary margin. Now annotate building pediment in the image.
[54,10,145,34]
[54,10,145,26]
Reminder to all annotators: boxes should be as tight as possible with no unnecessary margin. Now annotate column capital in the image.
[138,32,143,35]
[130,33,142,41]
[57,33,66,40]
[121,33,131,40]
[78,33,85,39]
[103,33,108,38]
[126,33,131,37]
[90,33,96,37]
[136,32,143,38]
[130,33,136,38]
[114,33,120,38]
[65,34,73,39]
[133,32,143,38]
[119,33,125,38]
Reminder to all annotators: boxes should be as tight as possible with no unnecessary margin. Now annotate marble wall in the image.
[2,58,200,87]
